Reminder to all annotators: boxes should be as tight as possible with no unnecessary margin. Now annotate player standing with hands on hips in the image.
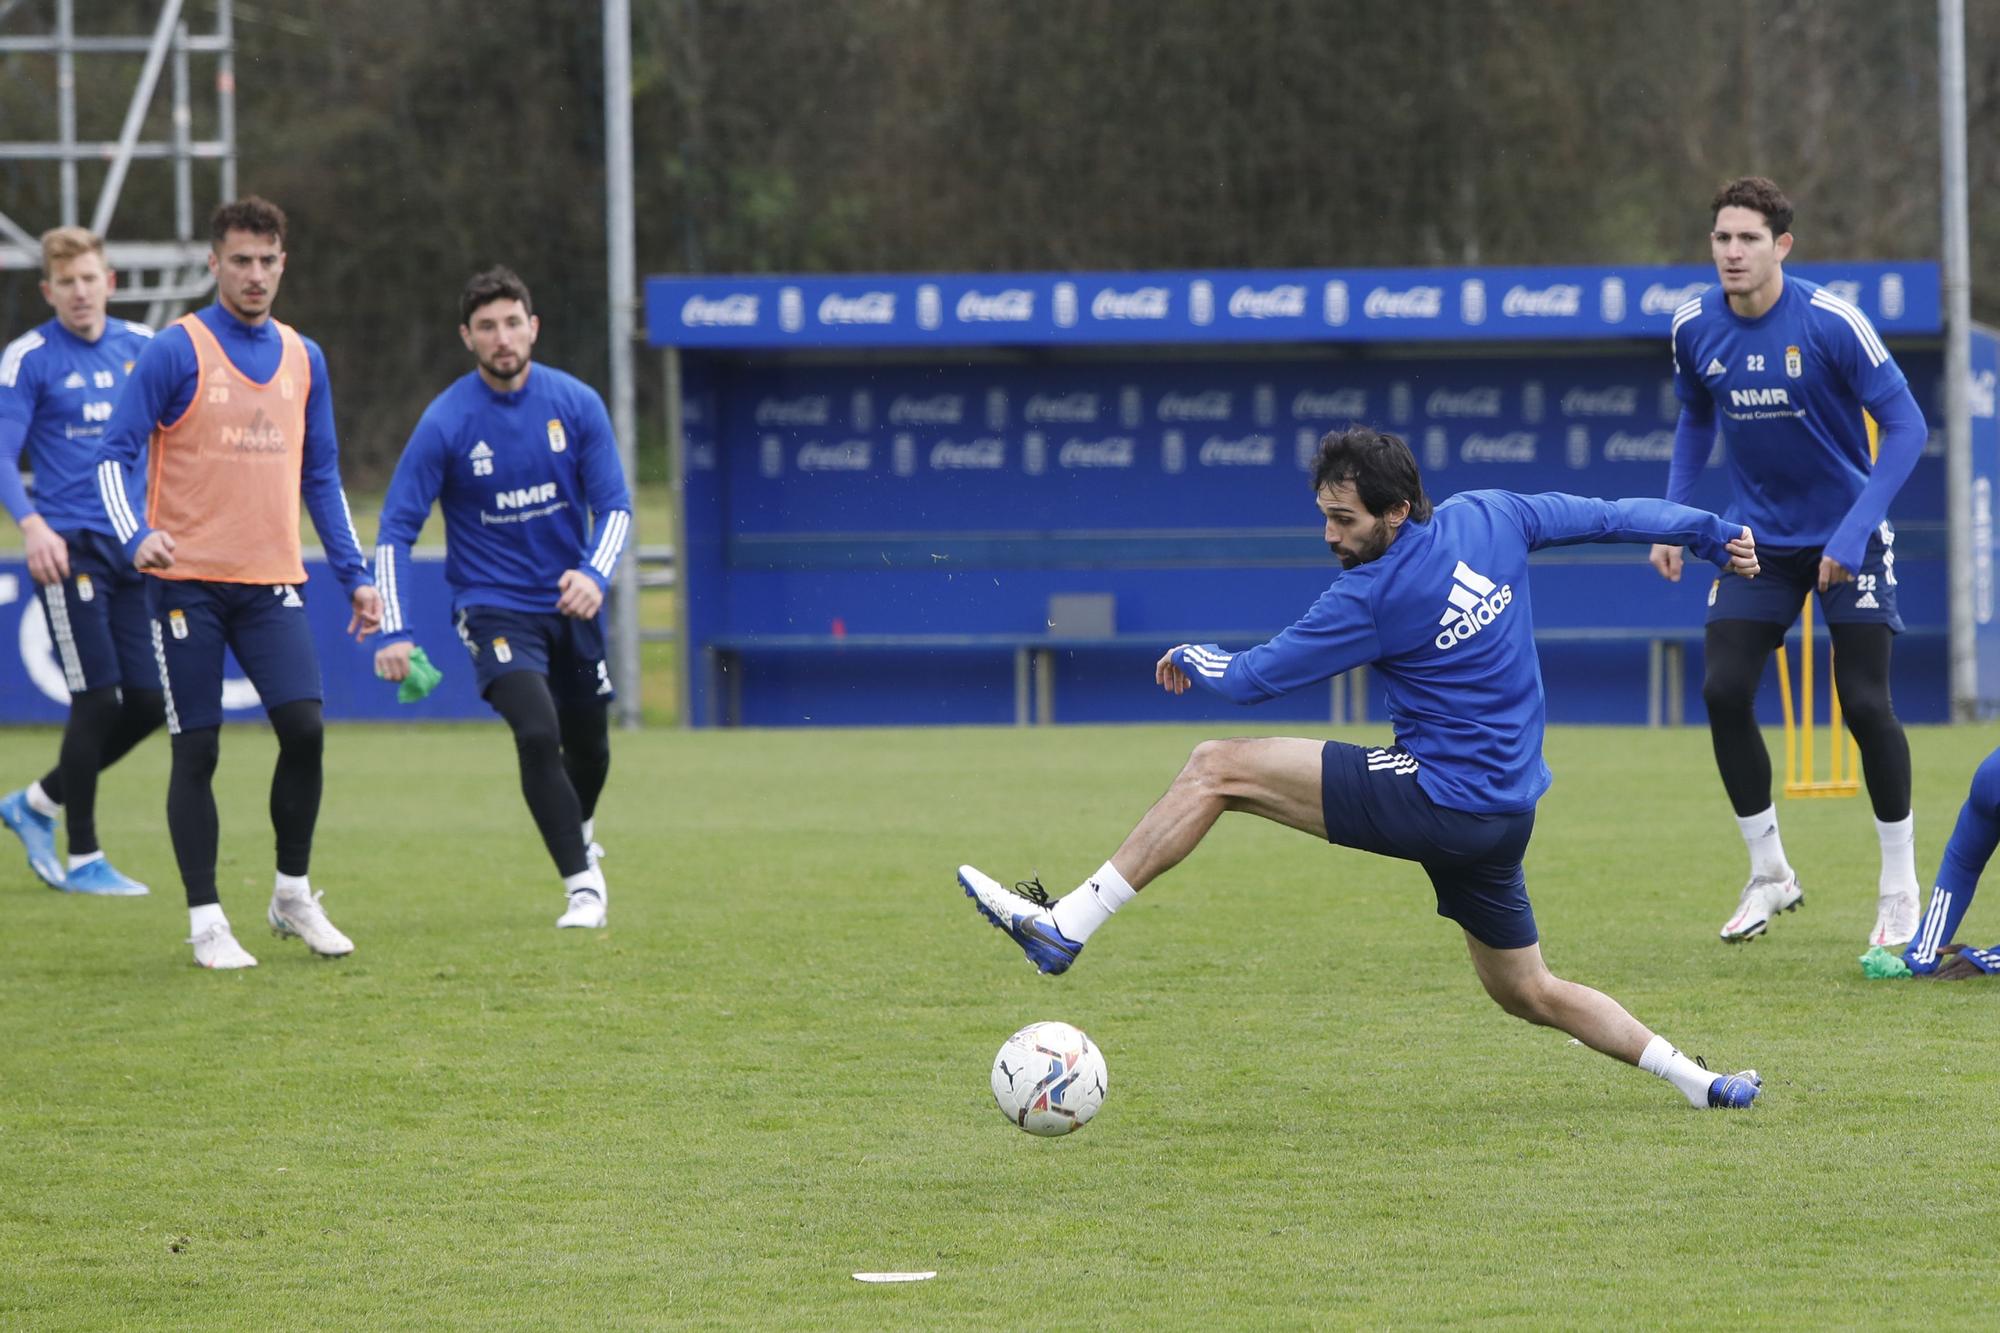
[372,267,632,929]
[963,427,1768,1110]
[0,227,163,895]
[1651,177,1928,949]
[96,196,380,968]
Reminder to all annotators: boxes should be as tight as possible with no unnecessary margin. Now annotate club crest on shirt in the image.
[493,636,513,664]
[123,360,135,374]
[1785,346,1802,379]
[547,419,567,453]
[168,608,189,639]
[75,574,94,602]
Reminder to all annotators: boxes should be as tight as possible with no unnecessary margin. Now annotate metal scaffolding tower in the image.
[0,0,236,328]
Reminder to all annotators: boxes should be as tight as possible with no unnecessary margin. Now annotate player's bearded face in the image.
[462,299,538,383]
[210,230,284,321]
[1317,481,1399,569]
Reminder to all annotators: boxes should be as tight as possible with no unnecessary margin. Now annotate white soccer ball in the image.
[990,1021,1108,1136]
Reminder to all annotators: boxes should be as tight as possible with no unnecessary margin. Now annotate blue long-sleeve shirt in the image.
[372,364,632,638]
[1172,491,1742,814]
[93,303,370,595]
[0,317,153,532]
[1667,276,1925,573]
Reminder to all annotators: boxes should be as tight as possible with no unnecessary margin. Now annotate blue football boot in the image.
[0,788,64,888]
[1706,1069,1762,1109]
[959,865,1083,975]
[62,857,150,896]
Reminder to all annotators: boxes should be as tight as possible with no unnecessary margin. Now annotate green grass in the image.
[4,720,2000,1329]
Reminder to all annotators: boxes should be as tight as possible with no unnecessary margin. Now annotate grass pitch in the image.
[3,719,1999,1329]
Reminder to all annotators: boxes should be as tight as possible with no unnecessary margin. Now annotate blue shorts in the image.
[454,605,615,707]
[1706,531,1902,631]
[38,529,157,693]
[148,578,322,733]
[1319,741,1539,949]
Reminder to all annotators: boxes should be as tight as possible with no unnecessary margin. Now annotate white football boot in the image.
[189,921,259,970]
[1869,888,1921,950]
[557,883,607,929]
[268,887,355,957]
[1719,873,1804,942]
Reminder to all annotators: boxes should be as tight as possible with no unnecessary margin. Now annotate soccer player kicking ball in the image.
[96,197,380,968]
[372,267,632,929]
[962,426,1765,1110]
[1651,176,1927,949]
[0,227,163,895]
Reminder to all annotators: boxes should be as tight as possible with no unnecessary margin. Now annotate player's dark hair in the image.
[1311,426,1432,523]
[209,195,287,248]
[461,266,534,325]
[1711,176,1793,238]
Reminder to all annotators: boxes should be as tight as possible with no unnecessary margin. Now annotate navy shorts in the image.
[454,606,615,707]
[149,578,322,733]
[38,529,157,693]
[1319,741,1539,950]
[1707,531,1902,631]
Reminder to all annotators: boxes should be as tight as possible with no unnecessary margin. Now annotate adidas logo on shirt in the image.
[1703,358,1727,378]
[470,440,494,477]
[1434,560,1514,650]
[63,371,86,389]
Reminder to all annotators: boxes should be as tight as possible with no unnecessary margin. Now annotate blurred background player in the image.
[371,266,631,929]
[962,427,1766,1110]
[1903,746,2000,978]
[1649,176,1928,949]
[96,196,380,968]
[0,227,164,895]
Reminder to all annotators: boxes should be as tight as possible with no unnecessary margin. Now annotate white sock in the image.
[275,871,311,898]
[582,818,596,846]
[1050,861,1137,944]
[1639,1034,1716,1107]
[189,903,227,935]
[68,851,104,871]
[1734,807,1792,882]
[563,866,606,897]
[25,781,59,817]
[1876,814,1918,897]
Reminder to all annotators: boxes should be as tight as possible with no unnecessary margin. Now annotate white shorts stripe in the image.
[44,584,87,693]
[150,619,181,736]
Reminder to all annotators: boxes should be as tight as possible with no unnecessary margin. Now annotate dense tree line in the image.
[2,0,1996,481]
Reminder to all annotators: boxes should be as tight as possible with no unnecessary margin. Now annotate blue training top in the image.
[1667,275,1925,573]
[372,363,633,638]
[93,303,371,595]
[0,316,154,533]
[1172,491,1742,815]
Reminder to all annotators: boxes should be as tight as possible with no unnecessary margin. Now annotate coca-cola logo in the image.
[680,294,759,327]
[1158,390,1233,422]
[817,292,896,324]
[1227,285,1307,319]
[753,395,831,427]
[1090,287,1170,320]
[929,438,1006,470]
[796,440,872,471]
[886,394,964,426]
[1425,387,1504,418]
[1500,284,1583,317]
[1291,389,1367,420]
[1603,430,1676,462]
[1459,431,1537,463]
[1058,437,1136,469]
[1362,286,1444,319]
[1025,392,1100,424]
[956,289,1035,322]
[1560,386,1640,417]
[1640,282,1709,315]
[1197,434,1276,466]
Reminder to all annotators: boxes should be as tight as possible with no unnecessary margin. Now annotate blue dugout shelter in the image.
[644,261,1999,730]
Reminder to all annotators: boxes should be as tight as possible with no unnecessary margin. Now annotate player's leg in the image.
[1827,611,1918,948]
[1906,746,2000,972]
[554,613,614,855]
[1460,933,1760,1108]
[233,583,350,958]
[960,736,1327,973]
[150,581,254,967]
[1703,603,1801,940]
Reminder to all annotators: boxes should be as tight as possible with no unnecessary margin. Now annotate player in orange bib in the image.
[95,196,381,969]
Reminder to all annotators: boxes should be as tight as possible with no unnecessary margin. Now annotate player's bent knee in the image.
[170,727,221,781]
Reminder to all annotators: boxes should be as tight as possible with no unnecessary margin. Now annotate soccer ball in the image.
[990,1021,1108,1136]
